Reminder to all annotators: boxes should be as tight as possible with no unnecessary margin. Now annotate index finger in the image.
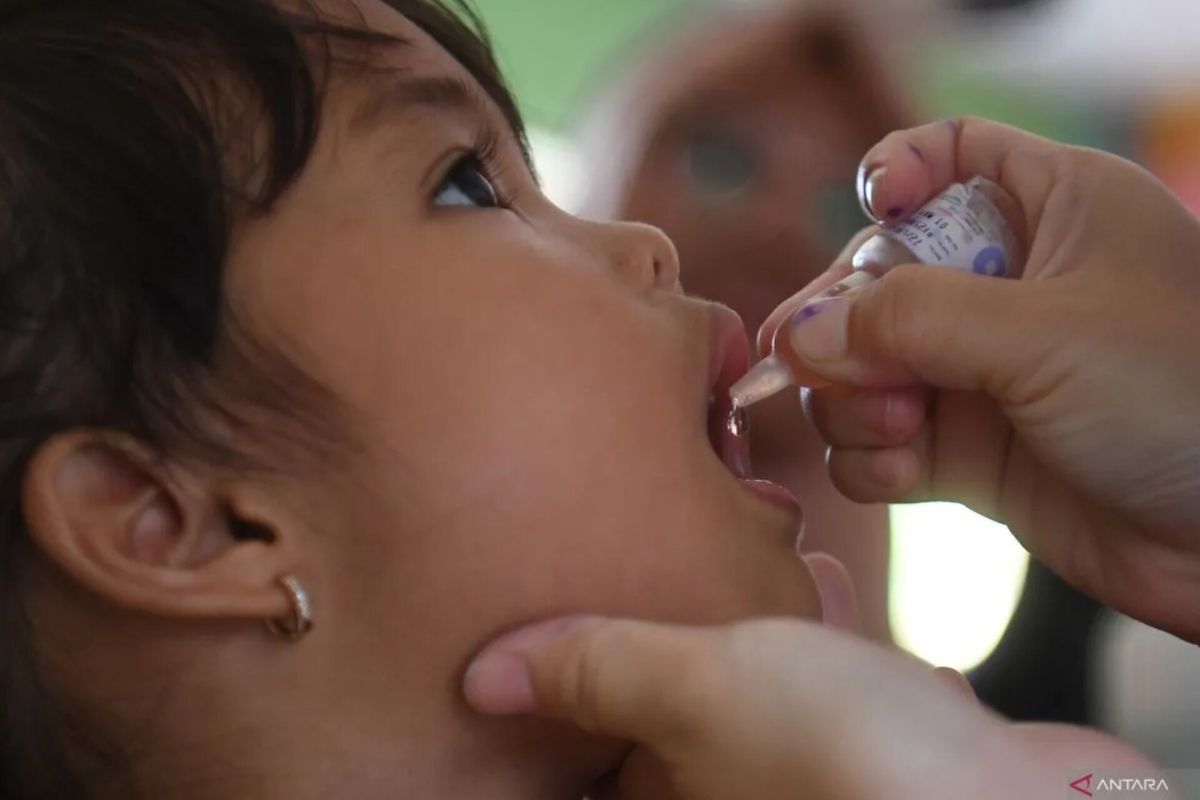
[858,116,1067,239]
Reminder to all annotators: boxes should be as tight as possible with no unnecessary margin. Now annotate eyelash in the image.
[446,128,513,210]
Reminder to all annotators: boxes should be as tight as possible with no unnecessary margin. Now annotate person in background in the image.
[576,0,914,643]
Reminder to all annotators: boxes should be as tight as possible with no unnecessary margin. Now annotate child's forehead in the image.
[323,0,527,156]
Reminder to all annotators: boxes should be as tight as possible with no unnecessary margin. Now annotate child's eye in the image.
[433,155,501,209]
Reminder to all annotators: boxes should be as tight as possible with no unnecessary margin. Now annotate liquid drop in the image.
[726,403,748,438]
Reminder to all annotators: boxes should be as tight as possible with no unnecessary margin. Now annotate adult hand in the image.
[760,118,1200,642]
[463,613,1152,800]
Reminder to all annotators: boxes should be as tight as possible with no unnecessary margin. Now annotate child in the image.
[0,1,820,797]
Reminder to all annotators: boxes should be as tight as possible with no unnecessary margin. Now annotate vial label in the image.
[882,181,1014,277]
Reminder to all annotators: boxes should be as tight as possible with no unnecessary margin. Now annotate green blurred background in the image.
[474,0,1114,148]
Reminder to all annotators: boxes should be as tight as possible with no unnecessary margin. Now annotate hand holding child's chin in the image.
[583,552,862,800]
[463,552,1157,800]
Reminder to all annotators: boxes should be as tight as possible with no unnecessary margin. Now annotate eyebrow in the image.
[349,72,535,177]
[350,73,487,133]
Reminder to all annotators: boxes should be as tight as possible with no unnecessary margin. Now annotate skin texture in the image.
[579,2,911,642]
[17,2,821,798]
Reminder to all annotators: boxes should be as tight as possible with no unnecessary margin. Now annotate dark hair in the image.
[0,1,525,796]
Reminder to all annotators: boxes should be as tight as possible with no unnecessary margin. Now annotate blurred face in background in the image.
[593,7,907,641]
[616,13,907,466]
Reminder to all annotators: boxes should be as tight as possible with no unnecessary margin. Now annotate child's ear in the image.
[21,430,299,622]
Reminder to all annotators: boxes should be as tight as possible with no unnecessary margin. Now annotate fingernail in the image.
[463,615,593,715]
[786,297,851,363]
[464,651,537,714]
[856,164,887,224]
[794,512,807,554]
[803,553,860,633]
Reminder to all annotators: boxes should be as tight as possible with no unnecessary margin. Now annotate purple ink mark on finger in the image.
[887,206,904,220]
[908,143,926,163]
[795,299,833,322]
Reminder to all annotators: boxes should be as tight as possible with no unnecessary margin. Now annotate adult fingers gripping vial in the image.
[727,175,1025,428]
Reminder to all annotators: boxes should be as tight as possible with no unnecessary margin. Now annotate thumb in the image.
[779,265,1045,391]
[463,616,714,745]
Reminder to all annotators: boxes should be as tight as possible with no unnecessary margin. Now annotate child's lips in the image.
[706,304,751,473]
[741,481,804,535]
[705,305,804,527]
[706,304,751,408]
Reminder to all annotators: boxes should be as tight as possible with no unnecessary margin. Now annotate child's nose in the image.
[601,220,681,294]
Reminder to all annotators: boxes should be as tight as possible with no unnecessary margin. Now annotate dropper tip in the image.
[728,354,794,410]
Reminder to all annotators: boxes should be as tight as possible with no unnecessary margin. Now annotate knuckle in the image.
[952,115,995,150]
[952,114,978,133]
[857,266,932,366]
[564,625,619,734]
[560,624,716,742]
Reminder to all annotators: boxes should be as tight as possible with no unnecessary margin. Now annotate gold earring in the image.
[265,575,313,642]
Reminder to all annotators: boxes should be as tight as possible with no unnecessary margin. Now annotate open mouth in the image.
[704,304,805,524]
[706,306,753,479]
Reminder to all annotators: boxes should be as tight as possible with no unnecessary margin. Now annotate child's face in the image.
[230,0,818,742]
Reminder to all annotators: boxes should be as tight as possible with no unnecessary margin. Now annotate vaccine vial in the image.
[729,176,1024,410]
[851,176,1024,279]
